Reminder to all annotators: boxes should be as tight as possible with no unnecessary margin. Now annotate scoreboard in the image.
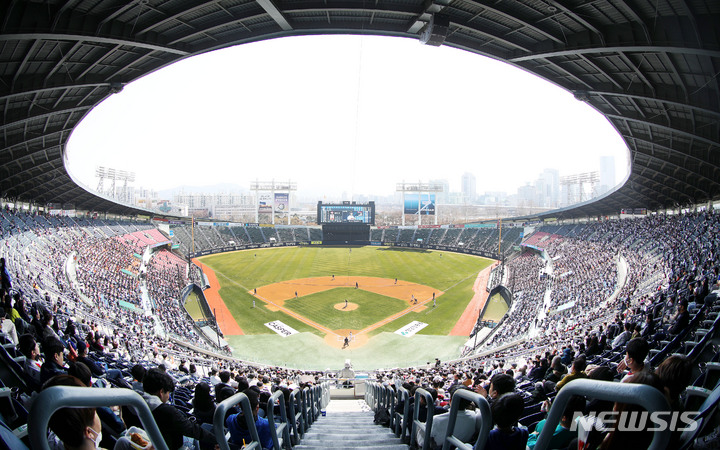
[317,201,375,225]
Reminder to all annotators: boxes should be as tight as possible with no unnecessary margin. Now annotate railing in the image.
[265,389,292,450]
[393,385,411,441]
[410,388,435,450]
[213,392,261,450]
[289,387,305,443]
[28,386,169,450]
[534,379,672,450]
[441,388,491,450]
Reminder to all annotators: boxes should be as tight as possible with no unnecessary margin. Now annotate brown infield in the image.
[250,276,441,348]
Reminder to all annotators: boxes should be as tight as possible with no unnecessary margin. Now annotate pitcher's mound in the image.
[334,302,359,311]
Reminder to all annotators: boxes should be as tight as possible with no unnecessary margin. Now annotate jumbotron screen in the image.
[317,201,375,225]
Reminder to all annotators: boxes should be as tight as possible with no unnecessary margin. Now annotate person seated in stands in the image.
[226,387,276,449]
[209,368,221,386]
[616,338,650,381]
[526,395,585,450]
[598,371,665,450]
[475,373,516,405]
[75,341,105,377]
[217,382,240,420]
[40,337,67,384]
[584,366,616,416]
[416,387,445,422]
[43,374,104,450]
[40,310,63,347]
[0,306,18,345]
[560,345,574,366]
[75,341,123,381]
[654,355,692,411]
[486,393,528,450]
[192,382,216,426]
[215,370,234,394]
[130,364,146,393]
[18,333,42,385]
[13,292,32,334]
[555,354,588,391]
[640,313,655,339]
[67,361,127,437]
[611,321,634,349]
[654,299,690,341]
[418,385,478,450]
[528,357,549,382]
[142,367,216,449]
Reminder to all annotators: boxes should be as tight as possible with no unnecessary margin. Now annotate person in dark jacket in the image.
[142,368,216,450]
[192,382,216,426]
[40,338,66,384]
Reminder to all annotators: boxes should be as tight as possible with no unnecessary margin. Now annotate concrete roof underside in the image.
[1,0,718,219]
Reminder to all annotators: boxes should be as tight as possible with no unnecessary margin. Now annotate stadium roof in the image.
[1,1,719,219]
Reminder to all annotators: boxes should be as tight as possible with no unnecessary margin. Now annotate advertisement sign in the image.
[264,320,299,337]
[395,321,428,337]
[403,194,435,215]
[258,193,272,213]
[274,193,289,213]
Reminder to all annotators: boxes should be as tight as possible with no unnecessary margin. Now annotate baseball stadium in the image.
[2,2,720,450]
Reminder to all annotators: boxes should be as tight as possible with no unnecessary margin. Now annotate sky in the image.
[66,34,629,201]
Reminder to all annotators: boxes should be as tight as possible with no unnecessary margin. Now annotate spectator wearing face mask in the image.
[43,374,104,450]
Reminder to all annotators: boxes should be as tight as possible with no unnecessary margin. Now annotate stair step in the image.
[297,406,406,450]
[310,421,378,427]
[295,445,408,450]
[301,433,397,442]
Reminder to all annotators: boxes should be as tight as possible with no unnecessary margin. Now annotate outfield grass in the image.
[225,332,469,370]
[284,288,408,331]
[200,246,493,368]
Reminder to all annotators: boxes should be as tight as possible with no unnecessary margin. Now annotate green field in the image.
[200,246,493,369]
[481,293,509,322]
[285,288,408,331]
[184,290,204,321]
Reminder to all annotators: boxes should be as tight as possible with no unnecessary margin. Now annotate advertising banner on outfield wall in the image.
[403,194,435,215]
[274,193,289,213]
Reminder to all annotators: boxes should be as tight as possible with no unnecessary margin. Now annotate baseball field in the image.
[193,246,495,370]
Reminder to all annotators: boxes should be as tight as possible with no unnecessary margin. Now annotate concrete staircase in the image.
[293,402,407,450]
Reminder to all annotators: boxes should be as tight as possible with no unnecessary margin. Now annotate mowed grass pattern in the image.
[284,288,408,331]
[199,246,493,369]
[202,246,490,336]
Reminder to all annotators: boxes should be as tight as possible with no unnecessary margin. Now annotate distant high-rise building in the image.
[598,156,616,195]
[430,179,450,204]
[461,173,477,203]
[537,168,560,207]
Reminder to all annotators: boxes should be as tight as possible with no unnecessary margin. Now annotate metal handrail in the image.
[441,388,491,450]
[394,386,411,441]
[28,386,168,450]
[289,388,304,443]
[266,389,291,450]
[213,392,260,450]
[534,379,672,450]
[411,388,435,450]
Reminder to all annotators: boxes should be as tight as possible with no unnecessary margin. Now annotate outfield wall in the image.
[186,240,501,260]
